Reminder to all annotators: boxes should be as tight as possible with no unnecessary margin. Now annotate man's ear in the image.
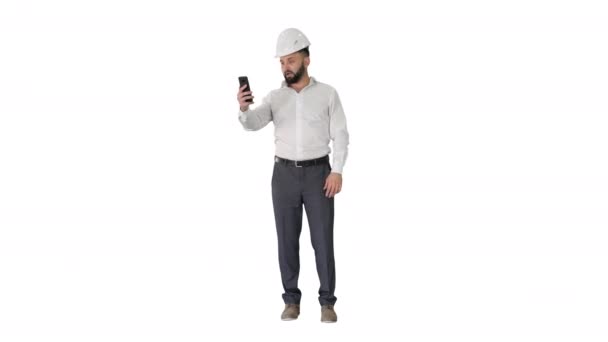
[304,56,310,67]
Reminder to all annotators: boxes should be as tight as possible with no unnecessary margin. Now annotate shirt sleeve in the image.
[238,92,273,131]
[328,89,349,174]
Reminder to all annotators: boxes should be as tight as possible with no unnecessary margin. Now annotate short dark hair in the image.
[298,47,310,57]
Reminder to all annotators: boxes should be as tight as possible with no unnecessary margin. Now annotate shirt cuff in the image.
[238,109,249,122]
[331,163,343,174]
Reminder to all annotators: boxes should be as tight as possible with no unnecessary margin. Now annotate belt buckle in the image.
[295,160,302,168]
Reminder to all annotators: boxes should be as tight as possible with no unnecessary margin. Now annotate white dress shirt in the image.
[238,77,349,174]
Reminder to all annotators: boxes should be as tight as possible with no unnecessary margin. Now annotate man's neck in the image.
[288,74,311,93]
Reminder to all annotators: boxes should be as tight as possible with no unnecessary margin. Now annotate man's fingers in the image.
[326,182,335,198]
[237,90,252,100]
[238,95,254,107]
[330,183,341,197]
[237,91,252,99]
[323,176,343,198]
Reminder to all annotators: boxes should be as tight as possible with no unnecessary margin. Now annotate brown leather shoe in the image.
[281,304,300,321]
[321,305,337,323]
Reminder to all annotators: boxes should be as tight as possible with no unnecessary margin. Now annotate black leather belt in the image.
[275,155,329,167]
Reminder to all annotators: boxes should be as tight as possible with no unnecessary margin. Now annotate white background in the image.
[1,1,607,341]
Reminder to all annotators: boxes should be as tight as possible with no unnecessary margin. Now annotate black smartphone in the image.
[238,76,252,103]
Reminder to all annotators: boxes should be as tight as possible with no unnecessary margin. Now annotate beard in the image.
[283,63,306,85]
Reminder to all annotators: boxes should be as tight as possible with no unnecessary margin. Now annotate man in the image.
[236,28,349,323]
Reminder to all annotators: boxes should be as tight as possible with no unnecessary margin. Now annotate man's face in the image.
[280,52,308,85]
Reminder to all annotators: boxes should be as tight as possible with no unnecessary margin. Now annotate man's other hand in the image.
[323,173,342,198]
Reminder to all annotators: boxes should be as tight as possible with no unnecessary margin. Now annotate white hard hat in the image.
[275,28,311,58]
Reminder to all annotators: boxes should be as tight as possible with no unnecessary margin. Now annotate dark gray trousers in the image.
[271,158,337,306]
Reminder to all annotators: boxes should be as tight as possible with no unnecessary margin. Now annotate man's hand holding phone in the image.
[237,76,254,112]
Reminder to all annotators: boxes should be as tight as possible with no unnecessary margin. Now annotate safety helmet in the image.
[275,28,311,58]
